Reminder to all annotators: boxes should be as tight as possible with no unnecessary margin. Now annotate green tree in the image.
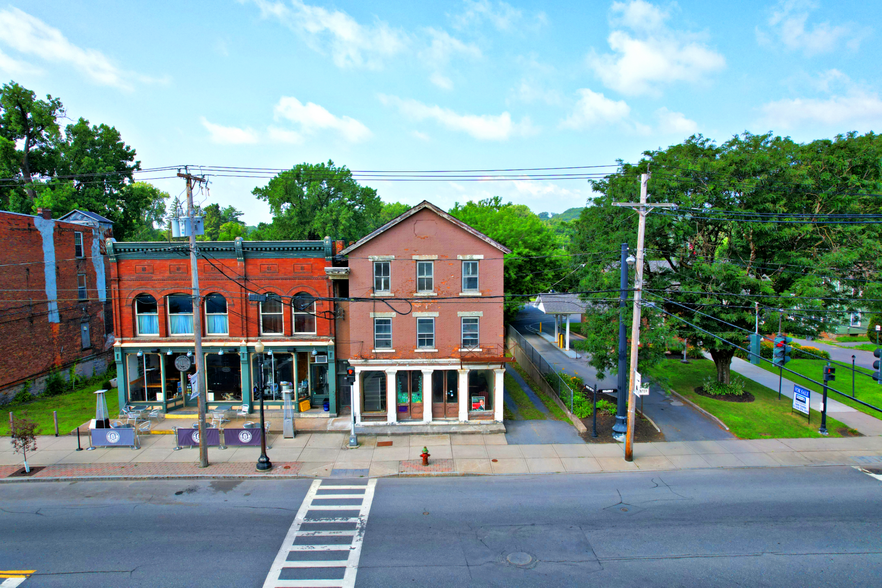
[219,221,247,240]
[574,132,882,384]
[379,201,410,225]
[449,197,569,321]
[125,182,170,241]
[252,160,383,241]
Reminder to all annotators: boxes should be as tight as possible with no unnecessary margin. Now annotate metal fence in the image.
[507,326,577,413]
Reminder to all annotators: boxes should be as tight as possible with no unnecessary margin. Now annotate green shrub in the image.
[101,380,113,390]
[595,399,617,416]
[793,346,830,360]
[11,381,32,405]
[572,394,593,418]
[43,372,66,397]
[866,316,882,341]
[701,376,746,397]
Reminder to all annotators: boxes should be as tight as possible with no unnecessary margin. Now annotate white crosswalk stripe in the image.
[263,479,377,588]
[1,579,27,587]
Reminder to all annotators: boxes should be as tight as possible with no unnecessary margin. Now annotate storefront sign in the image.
[174,355,192,371]
[223,428,263,446]
[793,384,811,416]
[176,427,220,447]
[471,396,486,410]
[91,427,137,448]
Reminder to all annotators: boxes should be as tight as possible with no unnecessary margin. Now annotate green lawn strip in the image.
[757,358,882,421]
[834,335,870,343]
[510,362,569,421]
[503,406,517,421]
[2,382,120,436]
[504,372,545,420]
[648,359,851,439]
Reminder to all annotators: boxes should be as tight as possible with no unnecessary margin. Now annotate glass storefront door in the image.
[432,370,458,418]
[396,371,424,420]
[164,353,194,410]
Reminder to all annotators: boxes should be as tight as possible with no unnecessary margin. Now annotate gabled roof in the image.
[536,293,588,315]
[339,200,512,256]
[58,209,114,225]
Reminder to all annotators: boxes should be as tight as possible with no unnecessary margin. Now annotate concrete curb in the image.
[638,410,663,434]
[667,389,731,432]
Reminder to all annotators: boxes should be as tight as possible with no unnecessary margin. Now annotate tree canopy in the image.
[572,132,882,383]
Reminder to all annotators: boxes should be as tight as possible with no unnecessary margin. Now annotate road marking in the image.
[0,571,34,588]
[263,479,377,588]
[856,466,882,482]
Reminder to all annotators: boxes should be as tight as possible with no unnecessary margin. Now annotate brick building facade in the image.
[106,238,342,415]
[335,201,510,428]
[0,208,114,401]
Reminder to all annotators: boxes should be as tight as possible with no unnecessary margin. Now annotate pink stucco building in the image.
[334,201,510,428]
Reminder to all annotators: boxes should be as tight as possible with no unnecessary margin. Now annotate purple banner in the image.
[91,427,137,447]
[176,427,221,447]
[223,428,264,446]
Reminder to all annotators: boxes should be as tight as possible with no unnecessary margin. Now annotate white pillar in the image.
[353,368,363,425]
[458,368,469,422]
[565,315,571,350]
[386,369,398,424]
[422,369,434,424]
[493,368,505,422]
[553,315,559,346]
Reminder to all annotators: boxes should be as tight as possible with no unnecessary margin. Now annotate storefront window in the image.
[432,370,457,404]
[126,353,162,402]
[206,352,242,401]
[164,353,194,401]
[252,351,294,402]
[362,372,386,413]
[468,370,494,412]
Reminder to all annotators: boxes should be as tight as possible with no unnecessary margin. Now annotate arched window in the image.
[134,294,158,336]
[205,294,228,335]
[292,292,316,334]
[260,294,283,335]
[167,294,194,335]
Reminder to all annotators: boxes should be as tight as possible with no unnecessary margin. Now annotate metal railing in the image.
[507,326,577,413]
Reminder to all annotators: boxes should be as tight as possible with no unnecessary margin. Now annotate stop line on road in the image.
[262,478,377,588]
[0,571,34,588]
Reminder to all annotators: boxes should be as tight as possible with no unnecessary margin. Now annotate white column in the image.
[458,368,469,422]
[553,315,559,346]
[565,315,571,351]
[385,368,398,424]
[353,368,363,425]
[422,369,434,424]
[493,368,505,422]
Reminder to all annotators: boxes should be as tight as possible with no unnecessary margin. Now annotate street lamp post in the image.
[612,243,635,441]
[254,341,272,471]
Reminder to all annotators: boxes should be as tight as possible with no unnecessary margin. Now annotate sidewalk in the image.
[3,432,882,482]
[728,357,882,436]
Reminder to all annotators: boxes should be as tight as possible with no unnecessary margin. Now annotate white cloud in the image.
[759,0,862,56]
[421,28,481,89]
[760,90,882,130]
[512,79,564,106]
[561,89,632,129]
[274,96,371,143]
[655,107,699,135]
[452,0,546,32]
[247,0,408,69]
[429,72,454,90]
[411,130,431,141]
[267,127,303,144]
[379,94,535,141]
[0,7,154,90]
[200,117,260,144]
[0,47,31,75]
[588,0,725,97]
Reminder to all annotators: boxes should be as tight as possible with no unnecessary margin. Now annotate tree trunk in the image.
[709,348,735,384]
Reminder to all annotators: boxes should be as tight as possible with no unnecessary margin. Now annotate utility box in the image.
[282,383,295,438]
[170,217,205,237]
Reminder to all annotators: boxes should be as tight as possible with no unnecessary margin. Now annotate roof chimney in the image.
[37,208,52,220]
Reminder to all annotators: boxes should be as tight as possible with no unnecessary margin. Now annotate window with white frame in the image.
[374,261,390,293]
[292,292,317,334]
[205,293,228,335]
[416,261,433,293]
[134,294,159,336]
[260,294,284,334]
[462,317,479,349]
[168,294,194,335]
[77,274,87,300]
[417,317,435,349]
[850,312,862,327]
[74,232,84,258]
[462,260,479,292]
[374,318,392,349]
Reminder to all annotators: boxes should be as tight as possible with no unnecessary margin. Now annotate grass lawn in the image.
[510,362,568,421]
[757,358,882,420]
[504,372,545,420]
[2,382,120,437]
[833,334,870,343]
[648,359,853,439]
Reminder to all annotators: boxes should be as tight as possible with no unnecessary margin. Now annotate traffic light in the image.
[873,349,882,383]
[773,335,793,367]
[823,365,836,382]
[748,334,762,366]
[346,367,356,386]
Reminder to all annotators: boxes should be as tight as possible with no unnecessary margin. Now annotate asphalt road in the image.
[2,467,881,587]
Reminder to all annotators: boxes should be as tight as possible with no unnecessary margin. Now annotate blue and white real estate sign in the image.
[793,384,811,415]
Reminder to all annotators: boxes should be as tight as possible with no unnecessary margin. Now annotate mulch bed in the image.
[578,396,665,444]
[8,466,45,477]
[836,427,863,437]
[693,386,755,403]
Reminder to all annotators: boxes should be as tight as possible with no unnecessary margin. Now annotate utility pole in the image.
[614,173,674,461]
[177,168,208,468]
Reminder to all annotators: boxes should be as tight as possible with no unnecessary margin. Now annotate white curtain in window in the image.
[169,315,193,335]
[207,315,228,334]
[137,315,159,335]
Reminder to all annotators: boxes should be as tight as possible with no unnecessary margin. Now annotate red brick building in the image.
[106,237,342,415]
[0,208,114,401]
[335,201,510,428]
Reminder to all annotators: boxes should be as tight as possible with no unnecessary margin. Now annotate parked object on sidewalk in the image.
[421,446,430,466]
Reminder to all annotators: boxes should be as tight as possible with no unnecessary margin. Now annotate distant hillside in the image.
[538,207,583,223]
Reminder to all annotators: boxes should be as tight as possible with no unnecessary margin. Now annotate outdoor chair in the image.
[236,404,248,418]
[146,407,163,422]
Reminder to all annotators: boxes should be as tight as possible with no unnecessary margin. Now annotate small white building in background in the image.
[536,293,587,351]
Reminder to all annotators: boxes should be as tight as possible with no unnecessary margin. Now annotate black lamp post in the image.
[613,243,635,441]
[254,341,272,471]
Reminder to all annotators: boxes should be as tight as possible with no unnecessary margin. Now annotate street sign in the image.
[793,384,810,416]
[634,371,641,391]
[174,355,192,372]
[635,383,650,397]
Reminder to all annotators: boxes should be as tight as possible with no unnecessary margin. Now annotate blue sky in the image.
[1,0,880,225]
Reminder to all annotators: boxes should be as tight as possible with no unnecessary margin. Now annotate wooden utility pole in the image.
[177,168,208,468]
[614,173,674,461]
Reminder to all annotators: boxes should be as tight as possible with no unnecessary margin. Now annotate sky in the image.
[1,0,880,225]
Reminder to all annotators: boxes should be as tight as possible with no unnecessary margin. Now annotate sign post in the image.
[792,384,811,423]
